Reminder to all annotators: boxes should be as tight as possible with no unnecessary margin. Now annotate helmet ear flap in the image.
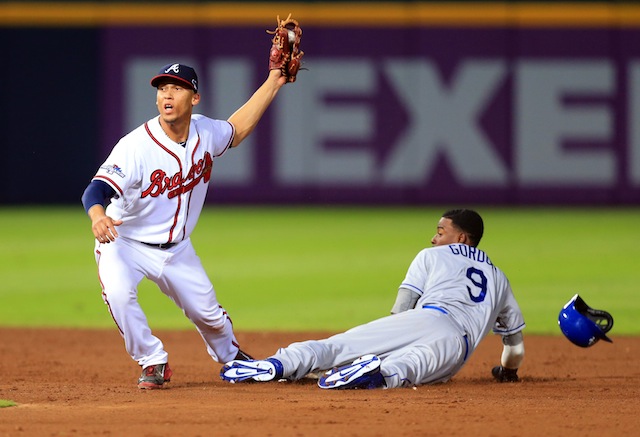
[573,295,614,338]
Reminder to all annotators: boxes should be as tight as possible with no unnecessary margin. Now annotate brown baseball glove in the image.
[267,13,304,83]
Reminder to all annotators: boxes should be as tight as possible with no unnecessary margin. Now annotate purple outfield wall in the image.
[98,6,640,205]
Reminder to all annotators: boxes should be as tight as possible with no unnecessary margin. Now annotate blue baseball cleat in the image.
[220,358,284,383]
[318,354,386,390]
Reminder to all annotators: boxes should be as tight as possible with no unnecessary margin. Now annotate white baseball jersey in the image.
[93,114,234,244]
[270,243,525,388]
[92,114,241,368]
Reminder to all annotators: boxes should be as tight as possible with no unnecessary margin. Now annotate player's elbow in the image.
[230,130,249,148]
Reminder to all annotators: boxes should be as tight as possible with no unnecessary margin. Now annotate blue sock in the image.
[265,358,284,380]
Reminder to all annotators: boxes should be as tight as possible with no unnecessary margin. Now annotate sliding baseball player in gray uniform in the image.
[221,209,525,389]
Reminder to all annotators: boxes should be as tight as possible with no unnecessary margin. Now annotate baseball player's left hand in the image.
[267,13,304,83]
[491,365,519,383]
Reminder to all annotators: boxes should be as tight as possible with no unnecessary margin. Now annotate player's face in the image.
[431,218,466,246]
[156,81,200,123]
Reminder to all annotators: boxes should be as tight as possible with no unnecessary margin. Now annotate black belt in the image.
[140,241,177,249]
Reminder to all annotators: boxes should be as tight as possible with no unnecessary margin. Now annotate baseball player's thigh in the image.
[154,242,225,322]
[336,310,428,355]
[96,240,148,304]
[381,315,467,387]
[285,310,428,375]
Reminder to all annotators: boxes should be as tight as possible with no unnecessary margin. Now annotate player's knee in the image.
[188,309,227,331]
[101,288,137,308]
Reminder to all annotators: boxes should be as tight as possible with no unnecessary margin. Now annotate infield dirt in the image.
[0,328,638,436]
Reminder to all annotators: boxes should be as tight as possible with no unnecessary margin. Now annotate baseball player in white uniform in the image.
[221,209,526,389]
[82,63,288,389]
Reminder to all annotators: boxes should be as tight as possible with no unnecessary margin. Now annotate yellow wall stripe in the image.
[1,2,640,27]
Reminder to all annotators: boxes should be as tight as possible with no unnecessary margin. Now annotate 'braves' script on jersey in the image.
[142,152,213,199]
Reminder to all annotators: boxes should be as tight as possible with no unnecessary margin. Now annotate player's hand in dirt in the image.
[492,366,519,382]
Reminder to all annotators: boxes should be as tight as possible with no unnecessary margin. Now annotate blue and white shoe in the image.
[318,354,385,390]
[220,358,284,383]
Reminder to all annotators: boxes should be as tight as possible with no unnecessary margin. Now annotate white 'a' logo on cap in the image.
[165,63,180,73]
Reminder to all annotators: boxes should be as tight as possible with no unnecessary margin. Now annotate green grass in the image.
[0,206,638,335]
[0,400,17,408]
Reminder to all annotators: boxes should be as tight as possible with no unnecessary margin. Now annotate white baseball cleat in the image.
[318,354,386,389]
[220,358,284,383]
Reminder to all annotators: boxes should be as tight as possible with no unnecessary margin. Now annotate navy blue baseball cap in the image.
[150,63,198,92]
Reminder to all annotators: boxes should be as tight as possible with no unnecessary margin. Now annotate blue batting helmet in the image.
[558,294,613,348]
